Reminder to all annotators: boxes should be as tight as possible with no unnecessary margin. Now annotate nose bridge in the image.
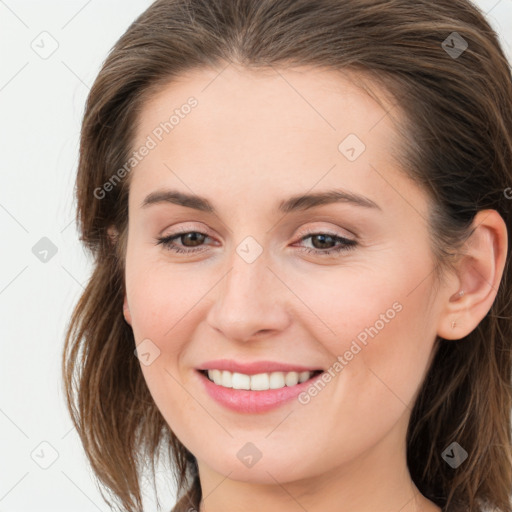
[206,239,290,341]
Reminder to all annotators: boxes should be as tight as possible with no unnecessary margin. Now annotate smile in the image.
[196,366,325,413]
[201,369,323,391]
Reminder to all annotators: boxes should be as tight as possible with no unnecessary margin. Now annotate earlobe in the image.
[437,209,508,341]
[123,294,132,325]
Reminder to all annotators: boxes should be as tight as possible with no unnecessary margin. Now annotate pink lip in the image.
[196,370,324,414]
[197,359,323,375]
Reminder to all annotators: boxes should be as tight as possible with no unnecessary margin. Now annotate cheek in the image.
[125,253,203,421]
[125,249,212,411]
[290,254,438,407]
[125,244,203,343]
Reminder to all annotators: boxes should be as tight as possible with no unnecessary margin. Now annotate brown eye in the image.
[309,234,337,250]
[156,231,211,254]
[296,232,358,257]
[178,232,207,247]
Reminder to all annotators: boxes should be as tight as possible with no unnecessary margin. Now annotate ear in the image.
[123,293,132,326]
[437,209,508,340]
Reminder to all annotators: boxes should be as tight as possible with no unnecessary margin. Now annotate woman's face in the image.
[123,65,449,487]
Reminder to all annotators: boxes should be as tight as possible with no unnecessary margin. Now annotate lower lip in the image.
[196,370,323,413]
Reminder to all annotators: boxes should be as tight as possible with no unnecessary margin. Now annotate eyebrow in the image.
[141,188,381,213]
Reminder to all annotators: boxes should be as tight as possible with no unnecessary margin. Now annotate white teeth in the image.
[221,370,232,388]
[210,369,222,385]
[231,372,251,390]
[269,372,285,389]
[206,369,318,390]
[285,372,299,386]
[299,371,310,383]
[250,373,269,390]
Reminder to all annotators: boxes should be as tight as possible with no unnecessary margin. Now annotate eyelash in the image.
[155,229,358,256]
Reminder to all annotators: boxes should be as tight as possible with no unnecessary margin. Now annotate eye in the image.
[294,231,357,256]
[155,229,358,257]
[156,230,213,254]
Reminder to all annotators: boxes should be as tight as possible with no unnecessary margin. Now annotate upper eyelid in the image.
[159,220,357,238]
[160,227,356,239]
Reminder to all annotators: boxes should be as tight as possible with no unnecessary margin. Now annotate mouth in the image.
[198,368,324,391]
[196,367,326,413]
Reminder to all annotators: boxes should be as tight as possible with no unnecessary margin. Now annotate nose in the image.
[206,250,291,343]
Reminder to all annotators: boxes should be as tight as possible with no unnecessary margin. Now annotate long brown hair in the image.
[62,1,512,511]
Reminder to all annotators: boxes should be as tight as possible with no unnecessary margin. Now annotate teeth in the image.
[269,372,285,389]
[221,370,232,388]
[232,372,251,390]
[206,369,318,390]
[298,371,310,383]
[250,373,269,391]
[285,372,299,386]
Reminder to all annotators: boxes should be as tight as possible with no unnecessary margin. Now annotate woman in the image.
[62,1,512,511]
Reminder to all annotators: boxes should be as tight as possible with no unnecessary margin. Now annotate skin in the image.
[120,63,507,512]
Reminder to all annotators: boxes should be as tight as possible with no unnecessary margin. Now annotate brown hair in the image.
[62,1,512,511]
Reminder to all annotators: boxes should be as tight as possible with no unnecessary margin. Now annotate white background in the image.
[1,1,511,510]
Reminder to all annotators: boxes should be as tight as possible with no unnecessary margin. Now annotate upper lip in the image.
[197,359,324,375]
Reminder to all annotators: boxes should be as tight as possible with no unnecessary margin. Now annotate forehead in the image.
[133,64,396,149]
[128,64,422,218]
